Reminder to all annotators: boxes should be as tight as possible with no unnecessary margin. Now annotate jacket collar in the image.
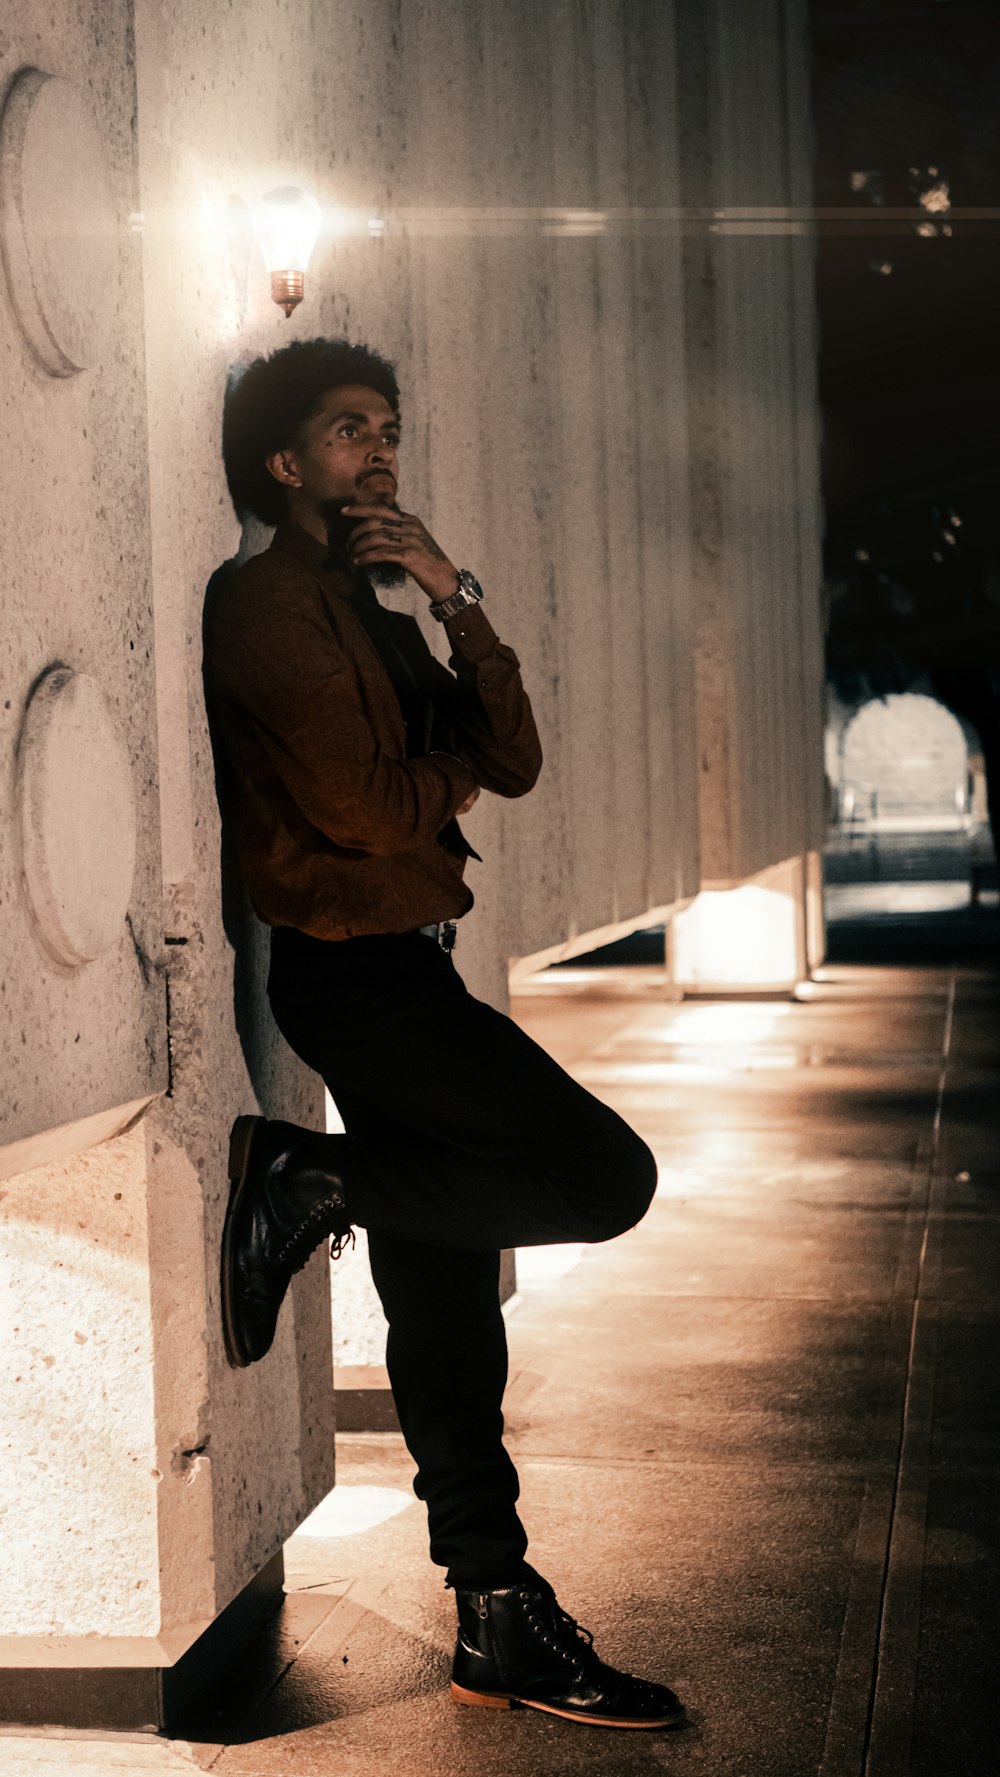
[270,521,356,602]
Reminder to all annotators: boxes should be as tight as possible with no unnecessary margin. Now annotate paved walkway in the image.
[7,934,998,1775]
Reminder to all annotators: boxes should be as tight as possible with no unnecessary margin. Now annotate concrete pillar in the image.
[806,848,827,973]
[669,0,827,992]
[0,0,335,1732]
[330,0,704,1380]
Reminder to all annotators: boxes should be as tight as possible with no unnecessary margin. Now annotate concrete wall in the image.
[678,0,826,890]
[395,0,702,997]
[0,0,825,1694]
[0,14,165,1162]
[0,0,333,1671]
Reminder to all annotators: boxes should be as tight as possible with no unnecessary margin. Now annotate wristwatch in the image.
[430,569,484,623]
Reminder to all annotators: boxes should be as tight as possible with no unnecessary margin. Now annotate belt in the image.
[417,920,458,952]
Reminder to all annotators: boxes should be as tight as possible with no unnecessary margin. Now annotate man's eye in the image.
[383,435,400,448]
[339,425,358,438]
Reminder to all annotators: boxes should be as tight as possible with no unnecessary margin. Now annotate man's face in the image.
[267,382,401,513]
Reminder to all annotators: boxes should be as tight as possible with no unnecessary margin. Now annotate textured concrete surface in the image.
[679,0,826,892]
[0,1124,162,1642]
[0,4,167,1152]
[17,669,137,967]
[36,920,981,1773]
[0,0,826,1682]
[0,67,119,377]
[1,0,329,1665]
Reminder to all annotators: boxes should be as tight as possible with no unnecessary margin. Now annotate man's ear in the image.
[265,448,302,489]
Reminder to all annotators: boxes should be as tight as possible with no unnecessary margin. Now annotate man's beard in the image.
[321,497,407,592]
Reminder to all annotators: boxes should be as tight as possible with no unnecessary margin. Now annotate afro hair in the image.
[222,336,401,527]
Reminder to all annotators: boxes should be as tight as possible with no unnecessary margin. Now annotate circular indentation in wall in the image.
[18,669,137,966]
[0,68,120,376]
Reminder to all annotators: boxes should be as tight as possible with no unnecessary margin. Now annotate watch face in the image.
[457,571,483,601]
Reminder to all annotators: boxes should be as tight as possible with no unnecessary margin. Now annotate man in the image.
[207,337,685,1731]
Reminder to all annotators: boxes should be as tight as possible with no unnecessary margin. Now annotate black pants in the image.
[266,925,657,1589]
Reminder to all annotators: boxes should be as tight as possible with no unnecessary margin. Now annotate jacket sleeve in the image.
[422,602,543,798]
[209,585,478,857]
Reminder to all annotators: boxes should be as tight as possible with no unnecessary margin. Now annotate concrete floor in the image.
[7,918,999,1775]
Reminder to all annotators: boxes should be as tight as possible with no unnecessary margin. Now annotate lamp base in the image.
[270,269,304,317]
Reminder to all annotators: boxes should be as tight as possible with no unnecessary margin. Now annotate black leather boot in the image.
[451,1575,686,1730]
[221,1115,355,1369]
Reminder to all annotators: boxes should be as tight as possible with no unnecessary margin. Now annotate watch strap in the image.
[430,569,484,622]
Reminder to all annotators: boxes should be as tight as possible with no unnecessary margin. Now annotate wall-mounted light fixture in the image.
[253,184,323,317]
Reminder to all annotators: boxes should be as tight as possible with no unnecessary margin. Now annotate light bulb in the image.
[254,185,323,317]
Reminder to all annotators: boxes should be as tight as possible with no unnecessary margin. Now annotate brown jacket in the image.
[203,522,542,940]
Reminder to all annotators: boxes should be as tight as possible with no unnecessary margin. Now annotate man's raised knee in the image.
[590,1134,657,1241]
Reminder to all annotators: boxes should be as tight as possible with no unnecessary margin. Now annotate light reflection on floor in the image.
[294,1484,413,1539]
[512,1242,585,1285]
[826,881,973,918]
[647,1002,793,1044]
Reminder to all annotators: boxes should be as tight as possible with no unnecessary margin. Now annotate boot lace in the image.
[523,1590,596,1675]
[274,1198,351,1273]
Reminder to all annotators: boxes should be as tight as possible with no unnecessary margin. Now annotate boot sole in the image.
[450,1681,686,1731]
[220,1115,264,1369]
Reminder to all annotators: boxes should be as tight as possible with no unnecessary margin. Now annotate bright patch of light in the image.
[533,968,601,987]
[254,185,323,272]
[671,883,801,990]
[648,1002,792,1046]
[595,1056,796,1083]
[295,1485,412,1539]
[515,1243,584,1284]
[198,184,224,238]
[324,203,357,239]
[919,180,950,214]
[655,1166,706,1196]
[849,169,884,202]
[325,1089,346,1134]
[692,1128,752,1168]
[545,209,607,236]
[827,882,970,918]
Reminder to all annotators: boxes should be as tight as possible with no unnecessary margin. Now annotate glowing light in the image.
[324,204,356,239]
[294,1485,412,1539]
[514,1243,584,1285]
[583,1055,796,1085]
[254,184,323,317]
[648,1003,792,1045]
[670,879,803,992]
[919,179,950,214]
